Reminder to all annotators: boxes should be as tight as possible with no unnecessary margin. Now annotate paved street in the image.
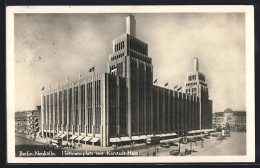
[15,131,246,157]
[194,131,246,156]
[16,133,46,146]
[130,131,246,156]
[15,133,63,157]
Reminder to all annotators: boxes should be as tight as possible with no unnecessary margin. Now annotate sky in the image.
[14,13,246,112]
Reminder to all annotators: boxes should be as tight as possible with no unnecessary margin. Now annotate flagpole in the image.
[94,66,95,77]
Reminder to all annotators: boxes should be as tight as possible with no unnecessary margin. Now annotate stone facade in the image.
[41,14,213,147]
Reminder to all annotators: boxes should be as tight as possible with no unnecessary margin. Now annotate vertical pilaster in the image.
[176,92,179,136]
[41,92,44,137]
[150,85,153,133]
[126,56,131,137]
[100,75,104,146]
[156,87,159,133]
[45,94,48,136]
[168,90,170,132]
[57,84,60,133]
[66,84,70,140]
[105,74,110,146]
[48,93,51,137]
[136,61,139,134]
[61,88,64,132]
[189,94,191,132]
[92,76,96,136]
[172,91,175,132]
[72,83,75,135]
[116,77,120,137]
[184,94,188,135]
[143,65,147,134]
[78,79,81,135]
[162,89,165,133]
[85,79,88,135]
[53,93,55,136]
[199,86,202,130]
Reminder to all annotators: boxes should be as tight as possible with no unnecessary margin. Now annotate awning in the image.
[110,137,121,143]
[132,136,147,140]
[120,137,131,142]
[69,135,78,140]
[207,129,215,132]
[75,135,85,141]
[82,137,92,142]
[169,133,177,136]
[195,130,204,133]
[90,137,100,143]
[160,134,168,137]
[52,139,58,143]
[188,131,196,134]
[59,134,67,138]
[140,135,147,139]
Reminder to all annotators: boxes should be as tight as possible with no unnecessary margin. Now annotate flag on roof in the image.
[177,86,182,91]
[89,66,95,72]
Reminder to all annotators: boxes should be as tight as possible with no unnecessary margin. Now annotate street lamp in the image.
[190,141,192,152]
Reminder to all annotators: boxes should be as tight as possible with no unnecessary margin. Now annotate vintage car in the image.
[52,137,62,148]
[170,150,180,155]
[160,143,170,148]
[203,135,210,139]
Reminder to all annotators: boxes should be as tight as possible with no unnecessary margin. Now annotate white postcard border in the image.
[6,5,255,163]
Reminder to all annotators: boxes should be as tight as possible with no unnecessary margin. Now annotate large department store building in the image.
[41,14,213,147]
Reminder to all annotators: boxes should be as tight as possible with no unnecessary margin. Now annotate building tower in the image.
[108,14,153,137]
[184,58,212,129]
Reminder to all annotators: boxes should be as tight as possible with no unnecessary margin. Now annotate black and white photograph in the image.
[6,6,254,163]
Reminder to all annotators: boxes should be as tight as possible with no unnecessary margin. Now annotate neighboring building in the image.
[15,111,28,134]
[27,110,41,135]
[41,14,213,147]
[15,106,42,135]
[212,108,246,131]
